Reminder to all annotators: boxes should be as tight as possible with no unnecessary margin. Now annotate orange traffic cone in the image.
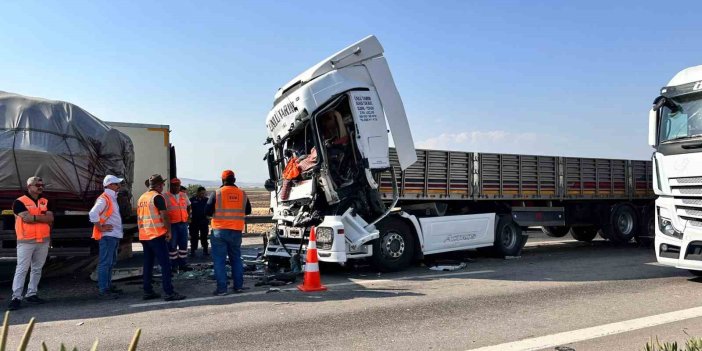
[298,226,327,292]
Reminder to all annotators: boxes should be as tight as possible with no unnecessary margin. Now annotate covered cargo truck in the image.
[0,91,134,257]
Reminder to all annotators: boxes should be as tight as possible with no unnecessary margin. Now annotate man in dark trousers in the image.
[206,170,252,295]
[137,174,186,301]
[189,186,209,257]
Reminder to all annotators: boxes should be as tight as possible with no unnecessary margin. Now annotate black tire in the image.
[542,226,570,238]
[570,227,598,242]
[600,205,638,244]
[634,212,655,246]
[493,216,527,257]
[690,270,702,277]
[372,218,415,272]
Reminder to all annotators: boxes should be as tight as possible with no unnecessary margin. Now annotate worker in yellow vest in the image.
[89,175,124,300]
[137,174,186,301]
[8,176,54,311]
[206,170,251,295]
[163,178,192,273]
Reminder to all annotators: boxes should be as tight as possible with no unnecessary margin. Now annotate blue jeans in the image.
[169,222,189,268]
[97,236,120,293]
[211,229,243,292]
[142,236,174,295]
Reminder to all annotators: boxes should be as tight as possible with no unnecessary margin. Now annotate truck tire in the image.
[570,227,598,242]
[493,216,527,257]
[689,270,702,277]
[372,218,415,272]
[542,226,570,238]
[634,212,655,246]
[600,204,637,244]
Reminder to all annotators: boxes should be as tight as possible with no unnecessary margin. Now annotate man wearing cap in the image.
[206,170,252,295]
[8,176,54,311]
[89,175,125,299]
[163,178,192,272]
[137,174,186,301]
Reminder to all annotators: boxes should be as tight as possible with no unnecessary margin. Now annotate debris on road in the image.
[429,262,468,271]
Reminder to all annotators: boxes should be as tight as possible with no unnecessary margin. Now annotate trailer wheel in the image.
[689,270,702,277]
[569,227,598,242]
[372,218,415,272]
[542,226,570,238]
[600,205,637,244]
[493,216,527,257]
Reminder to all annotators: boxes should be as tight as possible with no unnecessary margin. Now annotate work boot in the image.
[7,298,20,311]
[25,295,46,304]
[212,289,228,296]
[109,286,124,294]
[142,291,162,300]
[164,292,186,301]
[232,287,250,294]
[98,292,119,300]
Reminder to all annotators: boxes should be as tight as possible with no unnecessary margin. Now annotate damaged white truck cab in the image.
[649,65,702,276]
[263,36,417,271]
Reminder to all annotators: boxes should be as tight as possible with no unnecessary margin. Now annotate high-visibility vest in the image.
[137,191,167,240]
[15,196,50,243]
[211,186,247,231]
[163,192,188,223]
[91,192,113,240]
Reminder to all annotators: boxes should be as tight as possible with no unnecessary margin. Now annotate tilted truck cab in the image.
[264,36,418,270]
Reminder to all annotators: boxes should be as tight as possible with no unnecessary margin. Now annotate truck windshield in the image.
[659,94,702,143]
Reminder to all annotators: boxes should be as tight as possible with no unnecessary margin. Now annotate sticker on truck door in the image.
[349,91,390,169]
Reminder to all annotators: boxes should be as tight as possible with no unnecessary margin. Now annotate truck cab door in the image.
[363,57,417,171]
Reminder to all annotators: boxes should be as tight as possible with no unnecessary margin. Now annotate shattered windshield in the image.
[659,94,702,143]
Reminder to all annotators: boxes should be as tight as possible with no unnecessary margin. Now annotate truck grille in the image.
[670,177,702,223]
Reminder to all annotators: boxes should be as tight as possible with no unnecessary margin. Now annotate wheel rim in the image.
[617,211,634,235]
[382,232,405,260]
[502,225,517,249]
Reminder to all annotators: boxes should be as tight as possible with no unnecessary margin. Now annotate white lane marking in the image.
[129,269,494,308]
[466,305,702,351]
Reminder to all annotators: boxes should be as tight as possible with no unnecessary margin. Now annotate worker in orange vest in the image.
[8,176,54,311]
[163,178,192,273]
[137,174,186,301]
[205,170,251,295]
[89,175,125,300]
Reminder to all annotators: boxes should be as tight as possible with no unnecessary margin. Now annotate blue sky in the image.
[2,1,700,183]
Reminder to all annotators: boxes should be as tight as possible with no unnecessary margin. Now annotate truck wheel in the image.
[689,270,702,277]
[600,205,637,244]
[372,218,415,272]
[570,227,598,242]
[634,212,655,246]
[542,226,570,238]
[493,216,527,257]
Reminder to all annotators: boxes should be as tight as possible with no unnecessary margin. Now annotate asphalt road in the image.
[0,231,700,351]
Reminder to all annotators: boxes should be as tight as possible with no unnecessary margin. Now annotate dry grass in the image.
[243,189,273,234]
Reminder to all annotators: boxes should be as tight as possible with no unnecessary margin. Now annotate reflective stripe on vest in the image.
[15,195,50,243]
[92,192,113,240]
[163,192,189,223]
[211,186,247,231]
[137,191,167,240]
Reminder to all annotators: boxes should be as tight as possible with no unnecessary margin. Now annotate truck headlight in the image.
[316,227,334,244]
[658,217,683,239]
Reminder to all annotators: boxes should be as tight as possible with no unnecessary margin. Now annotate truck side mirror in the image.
[648,108,658,147]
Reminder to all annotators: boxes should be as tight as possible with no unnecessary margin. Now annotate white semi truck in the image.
[264,36,654,271]
[650,65,702,276]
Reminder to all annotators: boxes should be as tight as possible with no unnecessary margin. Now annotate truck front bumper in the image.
[655,200,702,271]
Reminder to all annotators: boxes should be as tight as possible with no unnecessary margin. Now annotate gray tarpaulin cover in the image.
[0,91,134,211]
